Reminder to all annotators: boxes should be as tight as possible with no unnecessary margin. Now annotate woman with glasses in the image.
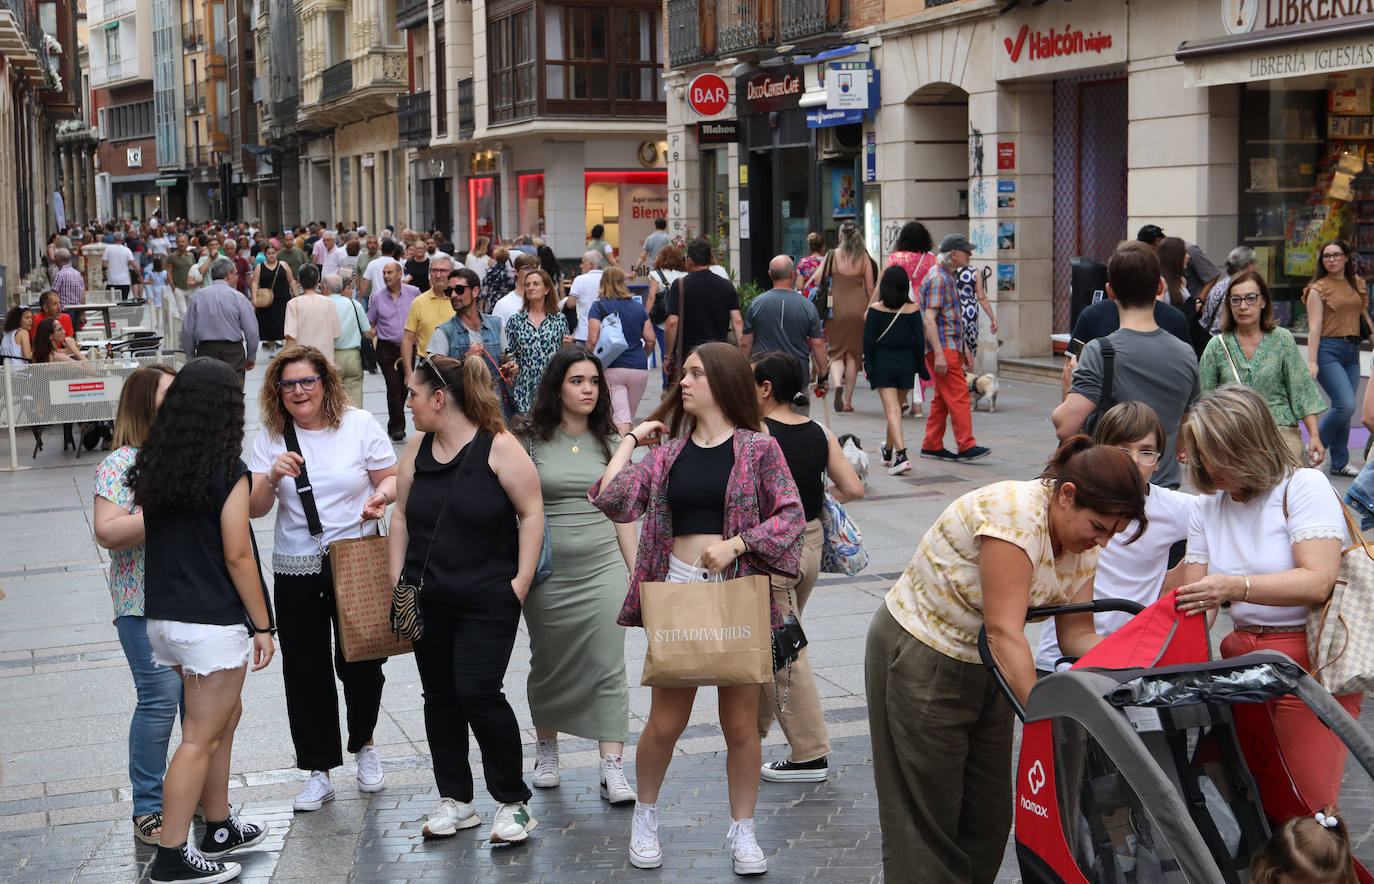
[1304,239,1373,477]
[1034,401,1195,676]
[1200,270,1326,467]
[390,353,543,845]
[247,346,398,814]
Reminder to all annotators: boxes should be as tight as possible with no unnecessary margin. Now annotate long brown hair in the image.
[417,353,506,436]
[1039,435,1148,543]
[1158,236,1188,307]
[1219,269,1277,334]
[522,268,559,314]
[649,341,761,437]
[113,364,178,449]
[259,346,350,436]
[1310,238,1361,290]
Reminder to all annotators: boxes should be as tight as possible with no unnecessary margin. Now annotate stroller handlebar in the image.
[977,599,1146,721]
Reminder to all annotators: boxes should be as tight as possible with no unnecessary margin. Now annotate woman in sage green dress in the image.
[516,346,639,805]
[1198,269,1326,467]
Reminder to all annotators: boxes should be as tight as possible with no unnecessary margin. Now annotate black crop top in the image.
[764,418,827,522]
[667,437,735,536]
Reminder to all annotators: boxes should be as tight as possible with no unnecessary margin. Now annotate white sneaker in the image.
[629,803,662,869]
[421,797,480,838]
[292,771,335,812]
[599,753,637,805]
[727,818,767,876]
[489,802,537,843]
[354,746,385,793]
[532,738,560,788]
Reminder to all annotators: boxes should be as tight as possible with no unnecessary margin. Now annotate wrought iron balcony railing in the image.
[320,59,352,103]
[398,90,431,146]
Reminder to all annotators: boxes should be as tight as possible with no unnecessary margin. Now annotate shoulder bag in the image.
[524,435,555,585]
[1306,492,1374,695]
[255,264,276,309]
[820,490,869,576]
[391,438,475,642]
[650,270,670,325]
[814,250,835,319]
[665,274,688,388]
[1220,333,1244,384]
[592,304,630,366]
[353,300,378,373]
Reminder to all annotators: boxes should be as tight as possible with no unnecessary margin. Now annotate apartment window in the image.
[190,58,198,99]
[105,25,122,63]
[106,99,156,141]
[379,0,400,45]
[339,156,352,222]
[488,8,535,122]
[326,11,347,66]
[211,2,225,55]
[433,31,447,136]
[546,6,607,101]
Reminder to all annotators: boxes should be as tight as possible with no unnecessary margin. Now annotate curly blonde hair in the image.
[259,346,351,437]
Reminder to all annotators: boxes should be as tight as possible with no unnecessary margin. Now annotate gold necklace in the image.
[692,427,733,447]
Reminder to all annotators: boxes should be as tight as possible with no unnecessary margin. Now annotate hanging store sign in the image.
[996,1,1127,80]
[807,65,880,128]
[687,73,731,117]
[696,120,738,144]
[739,65,803,114]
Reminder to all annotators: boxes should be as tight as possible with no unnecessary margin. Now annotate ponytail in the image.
[421,353,507,436]
[1039,435,1148,544]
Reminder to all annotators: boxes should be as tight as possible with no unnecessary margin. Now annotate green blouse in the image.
[1198,327,1327,427]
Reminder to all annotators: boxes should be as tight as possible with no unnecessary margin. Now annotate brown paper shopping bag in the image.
[639,573,772,687]
[330,534,413,662]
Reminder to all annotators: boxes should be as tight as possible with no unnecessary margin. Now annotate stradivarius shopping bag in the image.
[639,573,772,687]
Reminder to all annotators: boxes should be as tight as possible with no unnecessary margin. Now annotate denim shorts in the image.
[667,554,714,584]
[147,619,252,676]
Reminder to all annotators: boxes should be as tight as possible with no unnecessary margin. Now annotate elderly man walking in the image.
[368,261,421,441]
[567,251,605,345]
[181,257,260,388]
[51,247,86,332]
[739,255,828,408]
[166,235,196,348]
[919,234,989,463]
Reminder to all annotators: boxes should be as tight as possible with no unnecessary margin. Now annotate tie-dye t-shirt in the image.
[885,480,1099,663]
[94,446,147,619]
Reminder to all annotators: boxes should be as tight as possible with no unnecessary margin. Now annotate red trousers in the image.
[923,347,977,453]
[1220,629,1362,809]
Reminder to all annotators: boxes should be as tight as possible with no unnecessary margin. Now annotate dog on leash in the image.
[836,434,870,487]
[965,371,1000,413]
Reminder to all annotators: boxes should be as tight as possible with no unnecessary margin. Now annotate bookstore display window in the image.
[1241,77,1374,332]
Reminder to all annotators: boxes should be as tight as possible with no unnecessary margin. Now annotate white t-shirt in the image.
[465,252,492,282]
[492,291,525,350]
[149,235,171,256]
[104,243,135,284]
[1184,468,1345,627]
[568,269,603,340]
[322,246,347,277]
[248,408,397,569]
[1035,486,1197,672]
[362,256,399,295]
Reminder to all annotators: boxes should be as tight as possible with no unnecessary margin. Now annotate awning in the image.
[1177,14,1374,87]
[242,143,273,155]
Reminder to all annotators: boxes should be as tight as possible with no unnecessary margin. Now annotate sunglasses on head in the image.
[417,354,448,389]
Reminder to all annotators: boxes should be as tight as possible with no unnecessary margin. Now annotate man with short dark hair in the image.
[181,257,260,387]
[635,217,670,270]
[1054,240,1200,489]
[367,260,421,441]
[1137,223,1219,297]
[102,232,139,300]
[739,254,827,403]
[360,238,401,304]
[52,249,86,332]
[663,238,742,366]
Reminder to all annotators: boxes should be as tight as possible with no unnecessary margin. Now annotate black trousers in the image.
[274,569,386,772]
[412,584,531,804]
[376,338,407,435]
[195,340,247,390]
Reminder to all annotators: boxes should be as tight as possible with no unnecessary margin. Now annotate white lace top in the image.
[1184,468,1346,626]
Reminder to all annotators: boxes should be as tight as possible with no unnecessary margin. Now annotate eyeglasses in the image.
[1115,446,1162,467]
[277,375,321,393]
[1323,251,1347,260]
[430,268,451,275]
[1228,293,1260,307]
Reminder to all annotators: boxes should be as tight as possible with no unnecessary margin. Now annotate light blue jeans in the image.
[116,615,184,816]
[1316,337,1361,471]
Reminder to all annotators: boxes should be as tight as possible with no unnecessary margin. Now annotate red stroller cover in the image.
[1071,589,1210,672]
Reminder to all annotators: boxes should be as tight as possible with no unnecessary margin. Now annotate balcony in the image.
[778,0,846,41]
[397,90,430,147]
[0,0,48,89]
[183,18,203,47]
[320,59,351,103]
[716,0,774,54]
[91,0,136,23]
[184,83,205,112]
[92,57,143,87]
[457,76,473,141]
[185,144,211,168]
[668,0,716,68]
[396,0,426,30]
[270,95,298,128]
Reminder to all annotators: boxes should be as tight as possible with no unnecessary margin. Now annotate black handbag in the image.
[352,300,378,373]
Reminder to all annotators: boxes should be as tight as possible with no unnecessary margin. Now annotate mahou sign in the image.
[687,73,729,117]
[740,65,803,113]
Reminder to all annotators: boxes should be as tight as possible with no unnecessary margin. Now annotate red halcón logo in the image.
[1004,23,1112,62]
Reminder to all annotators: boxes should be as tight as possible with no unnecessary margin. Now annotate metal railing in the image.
[184,83,205,112]
[91,0,136,23]
[778,0,846,40]
[457,76,473,140]
[182,18,203,47]
[185,144,210,168]
[668,0,715,67]
[321,59,351,103]
[396,0,426,28]
[92,57,137,87]
[398,90,431,146]
[717,0,774,54]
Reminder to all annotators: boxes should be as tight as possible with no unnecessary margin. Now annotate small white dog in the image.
[837,434,870,487]
[965,372,1000,414]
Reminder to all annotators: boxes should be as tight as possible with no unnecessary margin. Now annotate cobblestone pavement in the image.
[2,363,1368,882]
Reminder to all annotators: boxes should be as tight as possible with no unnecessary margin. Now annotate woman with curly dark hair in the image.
[130,357,277,884]
[514,347,638,804]
[248,346,398,813]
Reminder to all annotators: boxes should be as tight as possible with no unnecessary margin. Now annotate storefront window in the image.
[518,173,545,238]
[701,148,729,242]
[1241,80,1374,331]
[584,170,667,270]
[468,176,499,247]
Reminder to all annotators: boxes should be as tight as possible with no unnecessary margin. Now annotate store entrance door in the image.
[748,150,776,290]
[432,179,452,241]
[1052,75,1128,332]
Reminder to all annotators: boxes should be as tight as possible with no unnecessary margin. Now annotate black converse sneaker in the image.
[149,842,241,884]
[760,755,829,783]
[199,807,267,860]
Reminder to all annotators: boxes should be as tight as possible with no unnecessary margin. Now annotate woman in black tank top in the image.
[751,352,864,784]
[389,353,544,844]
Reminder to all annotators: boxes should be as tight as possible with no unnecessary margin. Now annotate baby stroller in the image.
[980,592,1374,883]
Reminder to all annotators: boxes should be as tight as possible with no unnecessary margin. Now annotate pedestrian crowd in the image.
[72,211,1373,884]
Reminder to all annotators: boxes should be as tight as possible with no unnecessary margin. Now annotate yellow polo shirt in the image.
[404,289,456,357]
[886,480,1099,664]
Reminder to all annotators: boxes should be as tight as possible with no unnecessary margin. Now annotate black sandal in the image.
[133,811,162,845]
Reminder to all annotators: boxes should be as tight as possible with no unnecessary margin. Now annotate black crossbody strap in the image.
[408,433,478,586]
[283,420,325,552]
[1099,341,1116,411]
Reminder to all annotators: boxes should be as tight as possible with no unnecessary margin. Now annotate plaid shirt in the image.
[919,262,961,351]
[53,265,85,307]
